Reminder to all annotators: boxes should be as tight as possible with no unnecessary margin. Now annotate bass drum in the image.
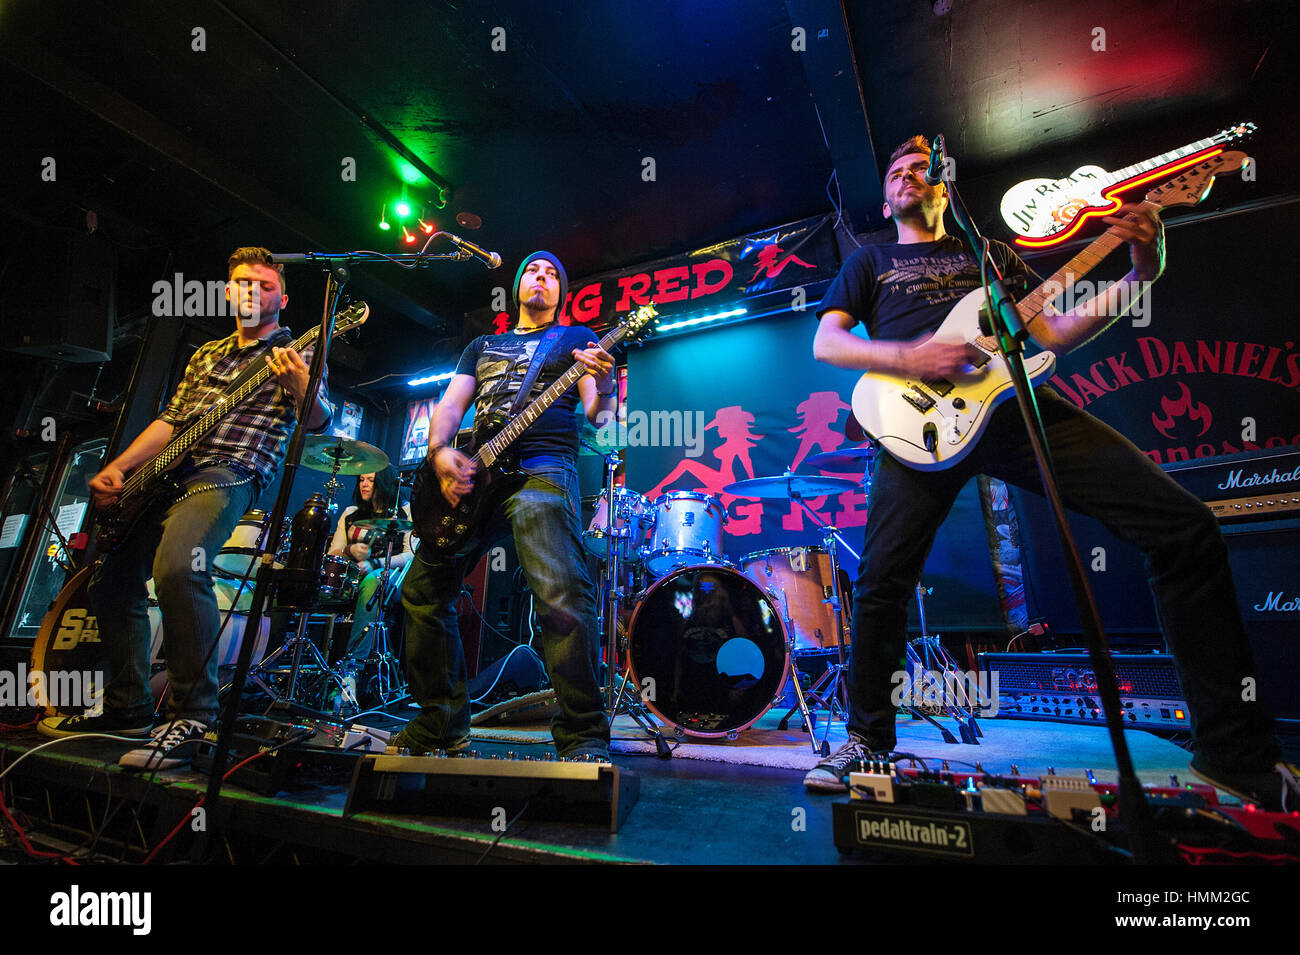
[30,568,113,717]
[626,564,789,738]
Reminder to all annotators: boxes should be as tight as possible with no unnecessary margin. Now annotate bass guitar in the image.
[412,303,658,554]
[95,301,370,550]
[852,151,1247,470]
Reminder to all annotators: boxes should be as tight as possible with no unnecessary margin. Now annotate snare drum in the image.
[643,491,726,577]
[626,564,789,738]
[738,546,851,654]
[212,510,269,580]
[585,487,653,561]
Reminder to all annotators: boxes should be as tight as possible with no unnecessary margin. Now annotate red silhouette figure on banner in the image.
[648,406,765,536]
[492,312,511,335]
[748,244,816,284]
[782,391,869,532]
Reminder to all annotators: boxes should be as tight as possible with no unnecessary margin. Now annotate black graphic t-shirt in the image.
[816,236,1031,341]
[454,324,598,468]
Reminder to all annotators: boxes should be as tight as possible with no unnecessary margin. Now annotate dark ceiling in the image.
[1,0,1295,389]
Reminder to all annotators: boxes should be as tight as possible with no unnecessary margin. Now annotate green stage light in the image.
[394,200,412,218]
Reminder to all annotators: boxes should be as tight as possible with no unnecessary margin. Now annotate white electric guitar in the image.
[999,122,1255,247]
[852,151,1248,471]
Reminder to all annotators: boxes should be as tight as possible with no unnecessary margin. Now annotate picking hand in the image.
[903,337,971,379]
[88,464,126,508]
[433,446,477,507]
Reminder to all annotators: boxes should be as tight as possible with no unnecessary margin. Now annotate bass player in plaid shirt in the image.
[39,247,333,770]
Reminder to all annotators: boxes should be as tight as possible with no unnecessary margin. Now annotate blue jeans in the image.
[847,388,1279,774]
[400,466,609,754]
[90,466,257,725]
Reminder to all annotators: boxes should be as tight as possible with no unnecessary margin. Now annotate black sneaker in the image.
[37,710,153,739]
[385,729,471,756]
[803,737,879,792]
[560,745,612,763]
[118,719,210,771]
[1190,761,1300,812]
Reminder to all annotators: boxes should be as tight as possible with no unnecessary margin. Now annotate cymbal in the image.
[806,445,877,471]
[351,517,414,533]
[723,473,860,500]
[301,436,390,475]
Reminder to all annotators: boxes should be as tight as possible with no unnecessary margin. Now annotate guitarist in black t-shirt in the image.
[804,136,1297,811]
[397,252,617,758]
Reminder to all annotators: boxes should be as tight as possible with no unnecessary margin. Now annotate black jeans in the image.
[848,387,1279,774]
[400,465,609,755]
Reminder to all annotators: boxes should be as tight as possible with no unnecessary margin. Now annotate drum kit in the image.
[586,444,877,755]
[213,435,411,715]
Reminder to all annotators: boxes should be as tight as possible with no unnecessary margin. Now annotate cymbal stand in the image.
[347,521,410,708]
[776,487,858,755]
[593,449,671,757]
[902,582,983,744]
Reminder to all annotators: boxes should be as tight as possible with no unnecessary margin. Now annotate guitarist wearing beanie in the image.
[399,252,616,759]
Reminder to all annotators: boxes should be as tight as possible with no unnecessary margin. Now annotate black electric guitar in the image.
[95,302,370,551]
[412,303,658,554]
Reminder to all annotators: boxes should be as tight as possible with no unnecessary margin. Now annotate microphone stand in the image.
[196,248,476,857]
[938,143,1163,863]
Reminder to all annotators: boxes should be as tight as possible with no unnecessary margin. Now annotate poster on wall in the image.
[401,397,437,466]
[330,400,363,441]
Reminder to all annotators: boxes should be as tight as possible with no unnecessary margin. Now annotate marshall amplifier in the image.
[1162,445,1300,522]
[1220,517,1300,723]
[978,652,1190,730]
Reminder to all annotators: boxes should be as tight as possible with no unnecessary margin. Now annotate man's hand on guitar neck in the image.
[432,446,477,507]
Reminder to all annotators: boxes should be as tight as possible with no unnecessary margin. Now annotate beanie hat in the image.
[513,251,568,318]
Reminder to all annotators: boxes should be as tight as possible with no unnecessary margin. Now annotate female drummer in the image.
[327,466,414,663]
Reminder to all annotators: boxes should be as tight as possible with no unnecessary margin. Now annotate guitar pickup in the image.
[919,376,954,397]
[964,343,992,369]
[902,386,935,413]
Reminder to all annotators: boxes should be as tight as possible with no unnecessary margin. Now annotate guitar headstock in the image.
[1144,151,1249,211]
[1214,121,1257,146]
[611,302,659,346]
[334,300,370,334]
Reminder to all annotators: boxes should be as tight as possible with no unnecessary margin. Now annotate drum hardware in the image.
[336,516,412,711]
[300,435,391,478]
[625,563,791,739]
[726,470,863,755]
[903,582,983,745]
[584,443,672,756]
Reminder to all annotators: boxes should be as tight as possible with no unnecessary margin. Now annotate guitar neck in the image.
[1015,199,1162,318]
[119,326,318,498]
[477,328,623,468]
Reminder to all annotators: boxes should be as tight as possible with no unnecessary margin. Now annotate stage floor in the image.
[0,708,1219,865]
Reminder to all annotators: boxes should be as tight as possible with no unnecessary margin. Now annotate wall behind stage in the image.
[624,310,1008,632]
[1033,201,1300,460]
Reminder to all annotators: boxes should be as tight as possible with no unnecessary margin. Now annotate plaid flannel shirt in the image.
[159,326,332,491]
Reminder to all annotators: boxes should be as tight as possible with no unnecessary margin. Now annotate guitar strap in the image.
[507,324,567,416]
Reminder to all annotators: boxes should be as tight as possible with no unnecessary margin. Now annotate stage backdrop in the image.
[625,310,1008,632]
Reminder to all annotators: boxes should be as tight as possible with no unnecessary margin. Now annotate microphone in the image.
[444,232,502,269]
[923,134,946,186]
